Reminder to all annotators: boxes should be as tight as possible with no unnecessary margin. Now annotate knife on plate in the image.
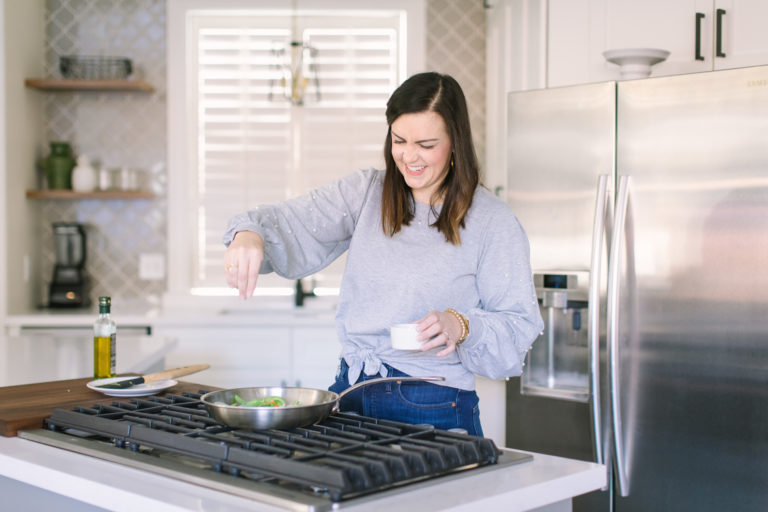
[95,364,210,389]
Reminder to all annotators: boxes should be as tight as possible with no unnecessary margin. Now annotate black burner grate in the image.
[43,390,500,502]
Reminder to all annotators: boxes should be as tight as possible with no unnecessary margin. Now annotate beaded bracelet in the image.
[445,308,469,345]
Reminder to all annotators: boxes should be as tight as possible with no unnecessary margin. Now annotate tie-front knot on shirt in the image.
[344,349,387,385]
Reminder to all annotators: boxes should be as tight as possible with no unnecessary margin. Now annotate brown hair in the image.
[381,72,479,245]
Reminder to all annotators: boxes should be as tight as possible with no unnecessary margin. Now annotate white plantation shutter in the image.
[189,12,401,292]
[301,28,398,188]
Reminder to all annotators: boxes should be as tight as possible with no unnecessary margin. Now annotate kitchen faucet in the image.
[294,278,316,307]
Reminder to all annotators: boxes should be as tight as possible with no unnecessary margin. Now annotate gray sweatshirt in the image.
[223,168,544,390]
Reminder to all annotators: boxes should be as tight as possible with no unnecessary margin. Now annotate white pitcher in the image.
[71,154,97,192]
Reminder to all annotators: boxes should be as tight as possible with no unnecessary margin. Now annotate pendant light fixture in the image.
[268,0,321,105]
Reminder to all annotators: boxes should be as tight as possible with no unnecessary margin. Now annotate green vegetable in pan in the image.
[231,394,299,407]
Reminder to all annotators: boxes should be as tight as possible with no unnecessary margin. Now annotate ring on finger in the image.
[226,263,238,271]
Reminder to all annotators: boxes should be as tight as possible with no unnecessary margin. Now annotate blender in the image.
[48,222,89,307]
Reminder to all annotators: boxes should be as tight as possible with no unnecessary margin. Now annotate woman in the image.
[223,72,543,436]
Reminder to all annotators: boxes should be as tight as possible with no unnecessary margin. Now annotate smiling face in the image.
[390,111,453,204]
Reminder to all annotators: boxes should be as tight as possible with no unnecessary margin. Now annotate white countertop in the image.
[0,435,606,512]
[4,296,339,330]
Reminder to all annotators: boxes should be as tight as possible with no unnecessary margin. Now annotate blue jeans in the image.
[328,359,484,437]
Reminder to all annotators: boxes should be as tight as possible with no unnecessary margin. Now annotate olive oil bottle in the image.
[93,296,116,379]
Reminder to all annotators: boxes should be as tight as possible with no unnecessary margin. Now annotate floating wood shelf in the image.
[24,78,155,92]
[26,190,155,200]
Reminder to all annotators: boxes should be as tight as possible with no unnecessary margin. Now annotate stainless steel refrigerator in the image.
[504,65,768,511]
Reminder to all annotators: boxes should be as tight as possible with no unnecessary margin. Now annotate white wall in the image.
[2,0,45,316]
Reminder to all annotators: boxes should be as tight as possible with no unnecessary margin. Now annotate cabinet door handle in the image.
[695,12,706,61]
[716,8,726,58]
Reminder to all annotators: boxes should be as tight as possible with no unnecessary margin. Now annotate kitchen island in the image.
[2,297,509,448]
[0,433,605,512]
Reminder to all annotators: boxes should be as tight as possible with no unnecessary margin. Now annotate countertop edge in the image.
[0,436,606,512]
[4,309,338,329]
[0,436,261,512]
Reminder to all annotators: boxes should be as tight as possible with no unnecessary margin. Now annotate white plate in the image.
[86,377,178,397]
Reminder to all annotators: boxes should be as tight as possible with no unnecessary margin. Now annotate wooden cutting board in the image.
[0,378,214,437]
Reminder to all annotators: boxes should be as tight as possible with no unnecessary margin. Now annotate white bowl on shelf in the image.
[603,48,670,79]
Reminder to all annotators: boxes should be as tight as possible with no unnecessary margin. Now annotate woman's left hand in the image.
[415,310,464,357]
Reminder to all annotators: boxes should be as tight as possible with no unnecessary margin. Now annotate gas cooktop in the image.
[20,389,532,511]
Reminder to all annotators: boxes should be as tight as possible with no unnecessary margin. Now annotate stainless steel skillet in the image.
[200,376,445,430]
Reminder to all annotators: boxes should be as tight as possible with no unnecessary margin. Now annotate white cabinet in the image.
[157,326,293,389]
[599,0,713,77]
[291,327,341,389]
[547,0,610,87]
[0,327,171,387]
[475,377,507,448]
[548,0,768,87]
[156,322,340,390]
[485,0,547,192]
[711,0,768,70]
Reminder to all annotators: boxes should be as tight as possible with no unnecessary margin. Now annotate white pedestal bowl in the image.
[603,48,670,80]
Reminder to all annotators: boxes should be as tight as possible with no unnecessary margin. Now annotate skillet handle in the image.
[336,376,445,402]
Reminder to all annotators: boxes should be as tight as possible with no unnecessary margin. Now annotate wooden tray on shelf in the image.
[26,190,155,200]
[25,78,154,92]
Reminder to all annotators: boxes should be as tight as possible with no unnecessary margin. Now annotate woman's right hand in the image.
[224,231,265,299]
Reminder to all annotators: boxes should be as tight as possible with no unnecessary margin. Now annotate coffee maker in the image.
[49,222,89,308]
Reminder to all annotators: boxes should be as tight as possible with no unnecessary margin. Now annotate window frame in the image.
[166,0,425,307]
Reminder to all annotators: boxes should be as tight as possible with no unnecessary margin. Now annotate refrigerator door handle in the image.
[588,173,609,466]
[608,174,631,497]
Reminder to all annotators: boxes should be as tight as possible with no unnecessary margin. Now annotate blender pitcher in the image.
[49,222,88,307]
[53,222,86,268]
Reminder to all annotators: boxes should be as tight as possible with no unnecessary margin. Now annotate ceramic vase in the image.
[71,154,97,192]
[43,141,76,190]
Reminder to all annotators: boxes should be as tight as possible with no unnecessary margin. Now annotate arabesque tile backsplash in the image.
[38,0,485,308]
[40,0,166,308]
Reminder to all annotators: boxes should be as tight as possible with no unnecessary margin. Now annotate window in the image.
[167,0,425,303]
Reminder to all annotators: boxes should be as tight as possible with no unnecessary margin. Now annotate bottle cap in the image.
[98,296,111,312]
